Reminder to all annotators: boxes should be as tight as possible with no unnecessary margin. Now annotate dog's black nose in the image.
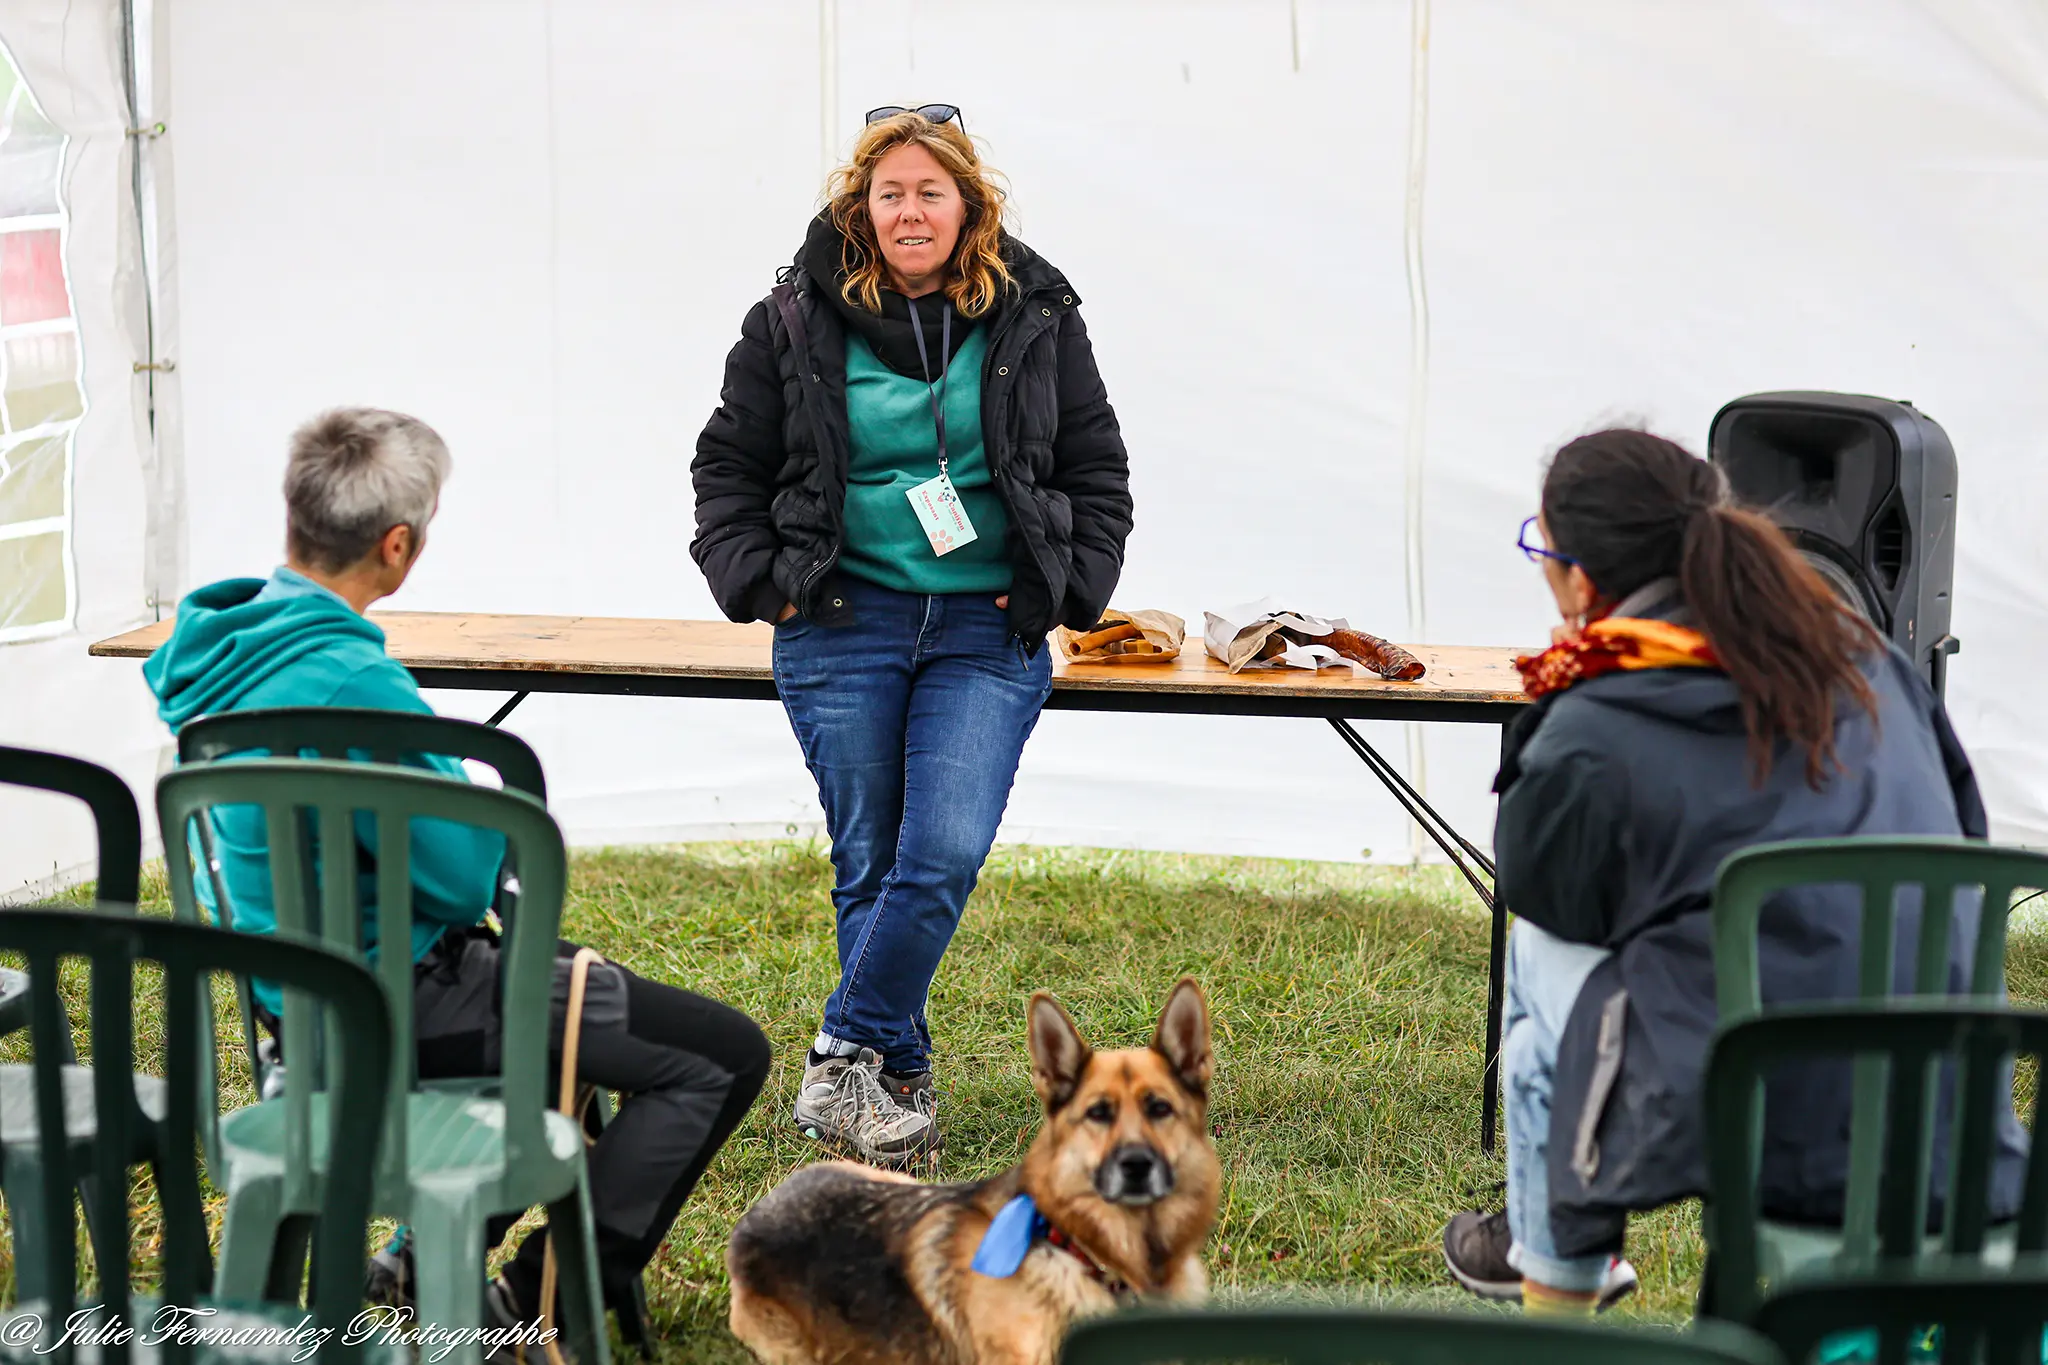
[1098,1144,1174,1204]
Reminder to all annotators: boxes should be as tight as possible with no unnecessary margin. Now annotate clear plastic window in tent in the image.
[0,38,79,641]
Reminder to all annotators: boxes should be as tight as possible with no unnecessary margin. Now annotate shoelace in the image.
[845,1057,918,1133]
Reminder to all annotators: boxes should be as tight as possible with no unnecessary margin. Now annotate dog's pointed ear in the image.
[1028,992,1092,1112]
[1151,977,1212,1100]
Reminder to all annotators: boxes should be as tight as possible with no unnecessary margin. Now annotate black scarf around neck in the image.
[798,213,974,379]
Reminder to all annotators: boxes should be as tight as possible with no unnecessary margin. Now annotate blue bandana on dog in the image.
[970,1194,1046,1278]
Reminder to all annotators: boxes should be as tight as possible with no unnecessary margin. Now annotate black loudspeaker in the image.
[1707,391,1959,695]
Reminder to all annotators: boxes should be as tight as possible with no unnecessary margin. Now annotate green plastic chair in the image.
[1703,1002,2048,1331]
[174,706,654,1355]
[173,707,544,1096]
[1058,1306,1787,1364]
[157,758,610,1365]
[0,743,144,1034]
[0,746,153,1306]
[0,906,396,1363]
[1705,838,2048,1315]
[1752,1263,2048,1365]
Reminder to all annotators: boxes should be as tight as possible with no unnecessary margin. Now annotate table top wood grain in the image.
[91,612,1534,719]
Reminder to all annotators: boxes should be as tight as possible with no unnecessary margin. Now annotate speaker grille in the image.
[1870,504,1908,592]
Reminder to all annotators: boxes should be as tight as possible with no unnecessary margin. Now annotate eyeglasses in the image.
[1517,515,1577,567]
[865,104,967,135]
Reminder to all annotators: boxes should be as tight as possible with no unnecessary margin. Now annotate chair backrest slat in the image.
[372,805,416,1188]
[25,941,76,1327]
[1945,1025,2008,1257]
[2023,1066,2048,1254]
[1873,1034,1934,1258]
[85,934,136,1317]
[159,938,208,1316]
[1909,879,1956,995]
[0,908,392,1362]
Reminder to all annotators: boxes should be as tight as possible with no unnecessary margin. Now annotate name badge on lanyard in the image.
[905,297,978,557]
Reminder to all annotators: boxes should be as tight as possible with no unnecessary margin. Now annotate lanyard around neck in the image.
[906,296,953,476]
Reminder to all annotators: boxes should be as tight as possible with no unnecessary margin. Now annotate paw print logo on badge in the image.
[907,470,979,557]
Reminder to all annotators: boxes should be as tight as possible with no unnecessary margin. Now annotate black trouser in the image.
[411,926,771,1312]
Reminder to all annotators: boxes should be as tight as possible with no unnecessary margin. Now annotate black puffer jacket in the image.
[691,220,1134,649]
[1496,592,2026,1258]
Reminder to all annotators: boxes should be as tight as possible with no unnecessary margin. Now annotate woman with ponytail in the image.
[1441,430,2024,1315]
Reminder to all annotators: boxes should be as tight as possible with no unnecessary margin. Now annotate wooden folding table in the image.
[93,611,1532,1150]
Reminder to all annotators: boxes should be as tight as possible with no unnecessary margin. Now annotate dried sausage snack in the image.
[1321,628,1426,681]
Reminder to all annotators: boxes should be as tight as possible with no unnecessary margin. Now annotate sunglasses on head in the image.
[865,104,966,134]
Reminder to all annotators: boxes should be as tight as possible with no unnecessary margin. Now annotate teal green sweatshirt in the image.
[839,327,1013,595]
[143,567,504,1012]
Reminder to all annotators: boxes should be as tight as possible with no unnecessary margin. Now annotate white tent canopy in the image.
[5,0,2046,896]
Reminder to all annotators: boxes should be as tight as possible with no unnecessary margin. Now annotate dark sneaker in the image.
[1443,1210,1520,1300]
[485,1275,539,1362]
[1442,1210,1640,1312]
[364,1226,414,1310]
[792,1048,936,1169]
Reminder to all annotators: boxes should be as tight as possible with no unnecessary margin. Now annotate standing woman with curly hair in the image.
[691,107,1134,1165]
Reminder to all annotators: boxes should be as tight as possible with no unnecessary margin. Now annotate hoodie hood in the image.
[1570,665,1749,736]
[143,568,389,729]
[793,212,1066,378]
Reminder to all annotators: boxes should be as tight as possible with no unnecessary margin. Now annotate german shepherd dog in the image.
[727,979,1220,1365]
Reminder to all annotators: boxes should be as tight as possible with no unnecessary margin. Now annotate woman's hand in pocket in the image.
[994,595,1009,610]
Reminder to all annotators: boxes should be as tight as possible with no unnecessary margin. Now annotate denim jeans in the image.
[772,575,1053,1073]
[1504,918,1618,1292]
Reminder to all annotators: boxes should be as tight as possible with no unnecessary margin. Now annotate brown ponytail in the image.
[1544,430,1879,787]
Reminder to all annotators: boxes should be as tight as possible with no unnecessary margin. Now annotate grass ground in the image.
[5,842,2044,1362]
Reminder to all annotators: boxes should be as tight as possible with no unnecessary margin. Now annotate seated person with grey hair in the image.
[143,407,770,1331]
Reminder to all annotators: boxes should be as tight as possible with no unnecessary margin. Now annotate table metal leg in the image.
[1481,892,1506,1157]
[485,691,531,728]
[1324,719,1494,905]
[1323,716,1506,1154]
[1480,721,1512,1157]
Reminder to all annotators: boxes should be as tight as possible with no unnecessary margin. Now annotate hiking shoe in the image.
[882,1067,939,1130]
[364,1226,414,1311]
[792,1048,937,1168]
[1442,1210,1639,1312]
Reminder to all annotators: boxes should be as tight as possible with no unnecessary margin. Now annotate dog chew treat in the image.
[1072,621,1141,653]
[1322,629,1426,681]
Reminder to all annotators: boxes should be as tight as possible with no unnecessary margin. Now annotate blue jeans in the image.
[1504,919,1618,1292]
[772,576,1053,1073]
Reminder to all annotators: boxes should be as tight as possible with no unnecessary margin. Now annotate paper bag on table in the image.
[1203,597,1427,680]
[1054,608,1185,664]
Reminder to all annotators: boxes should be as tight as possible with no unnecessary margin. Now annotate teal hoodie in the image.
[144,567,505,1012]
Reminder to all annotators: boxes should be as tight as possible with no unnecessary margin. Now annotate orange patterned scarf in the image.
[1514,617,1720,699]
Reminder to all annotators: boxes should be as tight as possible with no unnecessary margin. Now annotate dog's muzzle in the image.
[1096,1144,1175,1206]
